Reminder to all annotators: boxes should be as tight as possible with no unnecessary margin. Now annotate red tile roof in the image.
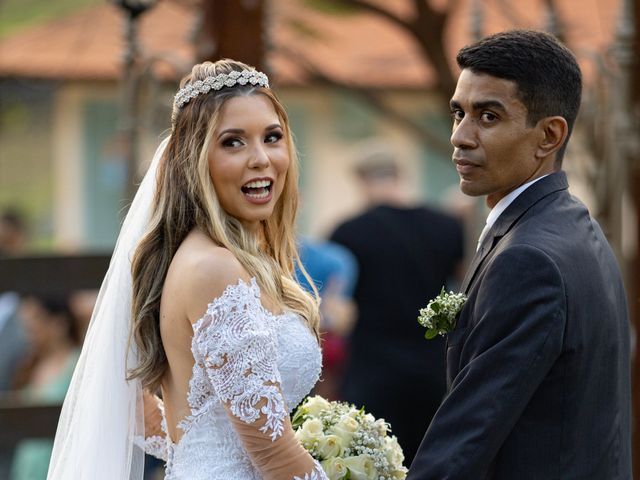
[0,2,192,81]
[0,0,622,87]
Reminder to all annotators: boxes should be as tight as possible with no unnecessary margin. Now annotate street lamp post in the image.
[109,0,157,202]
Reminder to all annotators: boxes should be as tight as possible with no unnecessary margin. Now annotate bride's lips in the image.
[241,177,274,205]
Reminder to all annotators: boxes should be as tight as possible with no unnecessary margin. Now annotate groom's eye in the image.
[450,109,464,122]
[480,112,497,123]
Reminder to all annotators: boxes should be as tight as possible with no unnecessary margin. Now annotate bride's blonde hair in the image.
[128,60,320,391]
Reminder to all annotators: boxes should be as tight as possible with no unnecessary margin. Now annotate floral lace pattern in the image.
[138,397,169,461]
[137,435,168,461]
[294,460,329,480]
[159,278,323,479]
[191,278,286,440]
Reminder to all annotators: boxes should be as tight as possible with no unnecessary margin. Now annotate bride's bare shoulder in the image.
[165,230,251,323]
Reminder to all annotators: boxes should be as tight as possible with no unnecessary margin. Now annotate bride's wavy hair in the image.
[128,59,320,391]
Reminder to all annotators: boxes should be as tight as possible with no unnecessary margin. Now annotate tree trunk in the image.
[196,0,266,71]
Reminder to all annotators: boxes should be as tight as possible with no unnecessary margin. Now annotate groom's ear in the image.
[535,116,568,161]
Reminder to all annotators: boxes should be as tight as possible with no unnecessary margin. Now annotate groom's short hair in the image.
[456,29,582,163]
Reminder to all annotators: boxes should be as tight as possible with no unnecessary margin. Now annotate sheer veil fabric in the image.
[47,137,170,480]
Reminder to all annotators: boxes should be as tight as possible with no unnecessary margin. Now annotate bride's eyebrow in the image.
[217,128,244,139]
[217,124,282,139]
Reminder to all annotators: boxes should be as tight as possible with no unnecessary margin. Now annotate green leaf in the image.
[291,406,307,428]
[425,329,438,339]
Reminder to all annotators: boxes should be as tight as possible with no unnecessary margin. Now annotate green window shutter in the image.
[418,112,459,205]
[285,102,311,232]
[82,100,126,249]
[333,93,375,140]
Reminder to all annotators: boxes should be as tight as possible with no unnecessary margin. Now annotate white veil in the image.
[47,137,170,480]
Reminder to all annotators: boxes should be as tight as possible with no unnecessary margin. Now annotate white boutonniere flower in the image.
[417,287,467,339]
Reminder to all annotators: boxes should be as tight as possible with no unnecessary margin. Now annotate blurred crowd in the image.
[295,141,467,464]
[0,210,97,479]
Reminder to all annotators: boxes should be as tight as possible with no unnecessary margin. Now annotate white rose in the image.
[295,418,325,448]
[374,418,388,436]
[321,457,349,480]
[363,413,376,424]
[316,434,344,460]
[390,466,408,479]
[347,407,360,419]
[330,415,359,445]
[303,395,331,417]
[384,436,405,468]
[343,454,376,480]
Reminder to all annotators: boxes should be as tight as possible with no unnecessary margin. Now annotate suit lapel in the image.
[460,237,493,293]
[461,172,569,294]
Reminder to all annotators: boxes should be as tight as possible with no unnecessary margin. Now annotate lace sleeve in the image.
[135,391,168,461]
[133,435,167,462]
[192,278,285,439]
[192,279,327,480]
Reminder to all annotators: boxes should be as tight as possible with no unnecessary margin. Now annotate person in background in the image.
[10,294,81,480]
[0,209,27,257]
[295,236,357,399]
[0,207,30,479]
[67,289,99,343]
[0,208,29,390]
[329,144,464,464]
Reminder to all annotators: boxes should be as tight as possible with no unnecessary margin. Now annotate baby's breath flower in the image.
[417,287,467,339]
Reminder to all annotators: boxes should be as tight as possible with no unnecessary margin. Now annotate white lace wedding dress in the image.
[141,278,327,479]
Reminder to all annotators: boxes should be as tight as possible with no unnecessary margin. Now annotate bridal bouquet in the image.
[292,395,407,480]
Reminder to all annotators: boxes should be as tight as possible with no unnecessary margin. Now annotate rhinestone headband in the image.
[173,69,270,110]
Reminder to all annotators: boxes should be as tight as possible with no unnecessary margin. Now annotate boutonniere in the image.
[417,287,467,339]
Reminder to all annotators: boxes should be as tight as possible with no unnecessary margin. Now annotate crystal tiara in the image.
[173,69,270,110]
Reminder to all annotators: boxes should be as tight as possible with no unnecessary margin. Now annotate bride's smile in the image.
[208,94,290,232]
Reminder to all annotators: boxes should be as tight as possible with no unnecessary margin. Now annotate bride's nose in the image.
[248,142,270,169]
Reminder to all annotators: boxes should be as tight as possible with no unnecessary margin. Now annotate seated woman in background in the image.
[10,294,80,480]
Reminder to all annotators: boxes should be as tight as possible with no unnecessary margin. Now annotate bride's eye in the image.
[264,131,283,144]
[222,137,244,148]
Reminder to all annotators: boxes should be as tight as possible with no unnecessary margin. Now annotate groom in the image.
[408,30,632,479]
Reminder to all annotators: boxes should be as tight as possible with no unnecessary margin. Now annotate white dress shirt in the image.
[476,175,549,250]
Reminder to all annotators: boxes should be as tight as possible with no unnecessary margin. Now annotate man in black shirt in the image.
[329,147,464,464]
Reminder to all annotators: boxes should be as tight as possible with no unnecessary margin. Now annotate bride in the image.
[47,59,328,480]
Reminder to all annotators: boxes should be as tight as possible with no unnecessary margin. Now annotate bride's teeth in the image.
[245,190,269,199]
[244,180,271,188]
[242,179,272,199]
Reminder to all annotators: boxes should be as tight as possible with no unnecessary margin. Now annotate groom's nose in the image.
[451,119,478,150]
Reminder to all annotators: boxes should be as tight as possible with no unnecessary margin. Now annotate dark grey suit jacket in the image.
[408,172,632,479]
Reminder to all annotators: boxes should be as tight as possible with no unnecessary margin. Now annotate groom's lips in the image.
[453,157,481,175]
